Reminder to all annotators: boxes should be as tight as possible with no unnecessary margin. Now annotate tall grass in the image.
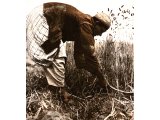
[26,38,134,120]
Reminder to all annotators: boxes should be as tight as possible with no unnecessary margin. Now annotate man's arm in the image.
[77,23,106,85]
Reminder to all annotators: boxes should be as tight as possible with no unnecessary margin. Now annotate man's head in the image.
[93,12,111,36]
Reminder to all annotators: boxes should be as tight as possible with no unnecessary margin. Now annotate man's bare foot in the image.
[59,87,72,102]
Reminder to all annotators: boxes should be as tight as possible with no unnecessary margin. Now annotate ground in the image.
[26,39,134,120]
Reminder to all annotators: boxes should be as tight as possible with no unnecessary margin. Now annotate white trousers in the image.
[43,57,65,87]
[26,5,66,87]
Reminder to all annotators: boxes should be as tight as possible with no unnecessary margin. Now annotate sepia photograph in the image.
[26,0,134,119]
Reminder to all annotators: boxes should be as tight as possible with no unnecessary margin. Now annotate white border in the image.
[0,0,160,120]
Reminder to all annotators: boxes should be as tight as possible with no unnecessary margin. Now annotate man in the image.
[26,2,111,102]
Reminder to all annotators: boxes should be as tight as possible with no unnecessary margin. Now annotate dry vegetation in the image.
[26,4,134,120]
[26,39,134,120]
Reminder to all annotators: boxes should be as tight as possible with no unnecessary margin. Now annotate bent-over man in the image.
[26,2,111,102]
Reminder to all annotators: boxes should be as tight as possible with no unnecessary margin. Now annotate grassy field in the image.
[26,38,134,120]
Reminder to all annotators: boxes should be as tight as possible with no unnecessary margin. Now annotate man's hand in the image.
[33,58,53,67]
[96,73,107,88]
[97,78,107,88]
